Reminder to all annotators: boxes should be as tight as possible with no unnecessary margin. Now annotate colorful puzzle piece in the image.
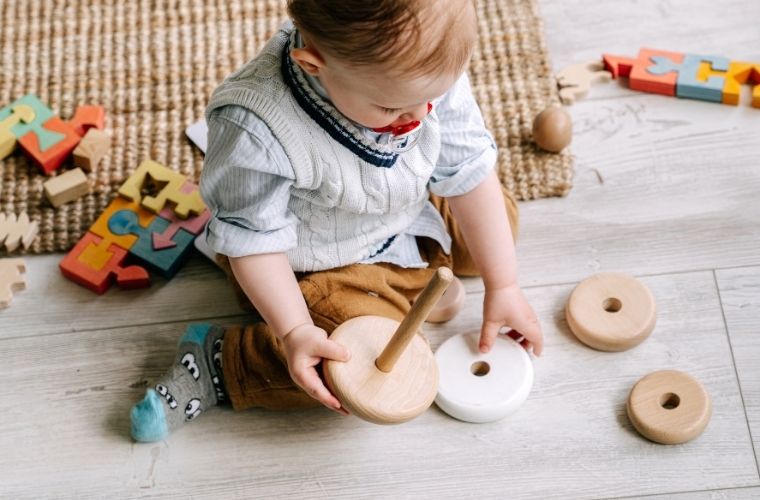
[60,159,208,293]
[649,54,730,102]
[119,160,206,219]
[604,48,760,108]
[108,209,195,279]
[0,104,36,159]
[0,258,26,308]
[0,95,56,141]
[154,181,210,249]
[90,196,156,251]
[59,232,150,294]
[0,95,107,174]
[556,61,612,104]
[69,105,106,137]
[721,61,760,107]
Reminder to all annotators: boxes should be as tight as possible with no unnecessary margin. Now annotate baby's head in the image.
[287,0,478,130]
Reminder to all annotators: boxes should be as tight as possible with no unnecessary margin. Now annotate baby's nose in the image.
[393,102,433,127]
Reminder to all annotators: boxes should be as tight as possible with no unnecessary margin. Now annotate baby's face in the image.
[317,59,460,130]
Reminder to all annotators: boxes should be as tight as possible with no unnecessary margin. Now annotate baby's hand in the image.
[480,283,543,356]
[281,323,352,415]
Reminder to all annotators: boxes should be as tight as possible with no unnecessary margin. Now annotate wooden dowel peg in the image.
[376,267,453,372]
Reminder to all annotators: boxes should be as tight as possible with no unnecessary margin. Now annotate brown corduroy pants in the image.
[217,188,519,411]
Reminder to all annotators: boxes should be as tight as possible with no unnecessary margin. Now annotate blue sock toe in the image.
[131,389,169,442]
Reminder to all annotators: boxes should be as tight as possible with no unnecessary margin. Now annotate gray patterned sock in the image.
[130,323,226,442]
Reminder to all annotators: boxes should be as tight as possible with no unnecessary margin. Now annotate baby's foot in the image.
[130,323,226,442]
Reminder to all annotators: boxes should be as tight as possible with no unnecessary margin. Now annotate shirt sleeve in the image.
[199,105,298,258]
[428,73,498,197]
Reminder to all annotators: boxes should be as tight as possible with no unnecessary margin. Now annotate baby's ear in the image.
[290,47,325,76]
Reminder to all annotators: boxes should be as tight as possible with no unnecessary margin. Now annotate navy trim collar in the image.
[281,36,399,168]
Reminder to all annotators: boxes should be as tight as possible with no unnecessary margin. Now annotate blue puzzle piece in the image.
[648,54,730,102]
[0,94,65,150]
[108,209,195,279]
[647,55,683,76]
[676,54,730,103]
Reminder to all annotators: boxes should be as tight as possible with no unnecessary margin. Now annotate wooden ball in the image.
[627,370,712,444]
[418,276,465,323]
[532,106,572,152]
[323,315,438,424]
[566,272,656,351]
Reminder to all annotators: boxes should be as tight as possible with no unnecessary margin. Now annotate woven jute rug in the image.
[0,0,572,254]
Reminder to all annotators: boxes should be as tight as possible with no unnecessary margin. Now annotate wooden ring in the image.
[435,331,533,423]
[627,370,711,444]
[324,316,438,424]
[565,272,656,351]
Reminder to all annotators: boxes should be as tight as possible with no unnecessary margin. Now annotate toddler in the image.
[130,0,543,442]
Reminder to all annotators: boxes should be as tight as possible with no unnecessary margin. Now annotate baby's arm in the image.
[431,73,543,355]
[201,107,349,412]
[229,253,350,414]
[448,171,543,355]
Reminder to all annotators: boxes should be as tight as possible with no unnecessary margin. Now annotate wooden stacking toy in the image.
[566,272,657,351]
[324,267,453,424]
[435,331,533,423]
[627,370,712,444]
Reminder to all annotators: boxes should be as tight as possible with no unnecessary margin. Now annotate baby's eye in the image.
[379,106,401,114]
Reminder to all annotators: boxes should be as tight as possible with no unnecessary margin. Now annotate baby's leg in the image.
[220,262,436,411]
[130,324,227,442]
[423,186,519,276]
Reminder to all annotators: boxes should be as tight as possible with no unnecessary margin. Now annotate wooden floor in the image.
[2,0,760,498]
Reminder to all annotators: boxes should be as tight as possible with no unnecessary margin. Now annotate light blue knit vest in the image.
[206,23,441,272]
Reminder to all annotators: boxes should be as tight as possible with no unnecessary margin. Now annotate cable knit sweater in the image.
[202,22,497,272]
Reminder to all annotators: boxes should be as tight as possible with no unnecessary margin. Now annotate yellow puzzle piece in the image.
[118,159,205,220]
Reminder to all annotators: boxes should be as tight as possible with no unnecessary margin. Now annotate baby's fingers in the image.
[299,368,345,413]
[479,320,502,353]
[318,338,351,362]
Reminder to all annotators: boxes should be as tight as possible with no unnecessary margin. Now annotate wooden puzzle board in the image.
[0,0,573,254]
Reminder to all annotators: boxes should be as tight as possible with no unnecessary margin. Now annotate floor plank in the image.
[621,486,760,500]
[716,266,760,471]
[1,271,757,498]
[0,253,243,340]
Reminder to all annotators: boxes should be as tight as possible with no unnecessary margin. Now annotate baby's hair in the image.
[287,0,476,77]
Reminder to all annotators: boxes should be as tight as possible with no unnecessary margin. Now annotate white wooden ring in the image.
[627,370,711,444]
[566,272,656,351]
[418,276,465,323]
[435,331,533,423]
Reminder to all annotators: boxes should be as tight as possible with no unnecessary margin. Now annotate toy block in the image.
[604,49,685,95]
[0,104,36,159]
[90,196,156,251]
[43,168,90,208]
[108,209,195,278]
[153,181,210,249]
[668,54,731,103]
[69,105,106,136]
[556,61,612,104]
[73,128,110,172]
[0,95,56,140]
[0,212,39,252]
[154,206,210,249]
[118,159,205,219]
[602,54,638,78]
[0,258,26,308]
[18,117,82,174]
[59,232,150,294]
[636,48,685,96]
[721,61,760,107]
